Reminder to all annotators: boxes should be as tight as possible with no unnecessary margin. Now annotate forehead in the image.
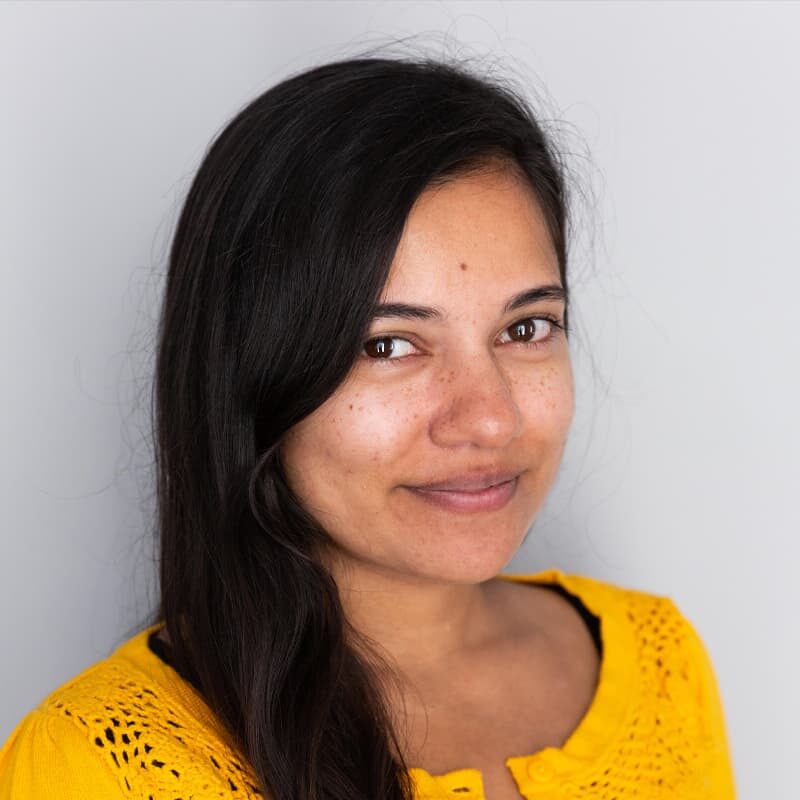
[383,167,560,301]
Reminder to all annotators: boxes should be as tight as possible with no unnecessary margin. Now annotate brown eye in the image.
[498,316,561,350]
[506,318,548,342]
[362,336,416,362]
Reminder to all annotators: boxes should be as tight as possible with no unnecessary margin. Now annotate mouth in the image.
[404,475,519,513]
[409,468,523,492]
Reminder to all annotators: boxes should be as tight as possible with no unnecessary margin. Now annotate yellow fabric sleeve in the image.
[0,709,124,799]
[672,599,738,798]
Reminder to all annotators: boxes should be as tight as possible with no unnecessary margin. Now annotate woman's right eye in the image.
[362,336,417,364]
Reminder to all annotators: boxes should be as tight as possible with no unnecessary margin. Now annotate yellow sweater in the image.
[0,568,737,799]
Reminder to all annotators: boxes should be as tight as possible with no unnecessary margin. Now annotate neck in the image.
[323,552,513,683]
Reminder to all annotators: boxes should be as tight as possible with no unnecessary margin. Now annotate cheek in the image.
[516,363,575,441]
[337,385,425,467]
[286,383,426,486]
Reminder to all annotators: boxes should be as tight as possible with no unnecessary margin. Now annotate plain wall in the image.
[2,2,797,797]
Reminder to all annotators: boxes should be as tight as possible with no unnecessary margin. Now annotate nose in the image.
[428,350,523,450]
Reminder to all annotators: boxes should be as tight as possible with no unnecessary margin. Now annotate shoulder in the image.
[559,569,714,664]
[0,706,125,798]
[555,569,703,646]
[568,571,735,789]
[502,567,688,644]
[0,626,262,799]
[510,568,727,715]
[0,654,134,798]
[562,570,732,745]
[557,569,676,612]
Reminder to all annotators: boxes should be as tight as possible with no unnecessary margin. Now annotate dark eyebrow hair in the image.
[370,284,567,322]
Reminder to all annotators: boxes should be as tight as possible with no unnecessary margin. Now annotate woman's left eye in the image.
[497,315,563,349]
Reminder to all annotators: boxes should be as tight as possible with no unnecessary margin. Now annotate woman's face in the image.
[281,166,574,586]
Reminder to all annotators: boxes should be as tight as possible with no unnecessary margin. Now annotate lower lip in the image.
[405,477,519,513]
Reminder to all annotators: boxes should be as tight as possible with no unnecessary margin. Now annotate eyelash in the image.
[361,314,565,367]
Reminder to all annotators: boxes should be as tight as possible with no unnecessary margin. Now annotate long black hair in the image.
[149,53,571,800]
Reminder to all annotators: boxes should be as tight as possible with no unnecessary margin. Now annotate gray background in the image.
[2,2,797,797]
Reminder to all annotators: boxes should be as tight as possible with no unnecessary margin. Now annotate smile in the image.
[404,476,518,513]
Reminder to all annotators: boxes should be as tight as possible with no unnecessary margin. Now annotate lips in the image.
[409,468,523,493]
[405,475,519,513]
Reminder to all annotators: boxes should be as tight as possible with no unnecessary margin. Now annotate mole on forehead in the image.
[459,262,468,271]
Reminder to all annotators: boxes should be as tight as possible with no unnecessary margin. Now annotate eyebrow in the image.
[370,284,567,322]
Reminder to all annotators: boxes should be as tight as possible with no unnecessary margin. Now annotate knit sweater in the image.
[0,568,737,799]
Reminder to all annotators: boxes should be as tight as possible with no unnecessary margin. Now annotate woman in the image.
[0,55,736,799]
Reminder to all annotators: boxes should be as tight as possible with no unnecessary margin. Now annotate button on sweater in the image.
[0,568,737,799]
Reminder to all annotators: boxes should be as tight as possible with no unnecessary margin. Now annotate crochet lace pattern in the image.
[26,570,731,799]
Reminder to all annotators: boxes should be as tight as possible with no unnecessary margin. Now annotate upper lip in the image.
[408,468,523,492]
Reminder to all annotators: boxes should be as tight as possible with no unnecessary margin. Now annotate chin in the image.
[409,543,523,585]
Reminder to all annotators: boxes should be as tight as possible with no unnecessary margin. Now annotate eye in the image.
[497,315,563,350]
[361,336,418,363]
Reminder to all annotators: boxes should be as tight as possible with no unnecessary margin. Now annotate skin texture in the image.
[280,164,576,684]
